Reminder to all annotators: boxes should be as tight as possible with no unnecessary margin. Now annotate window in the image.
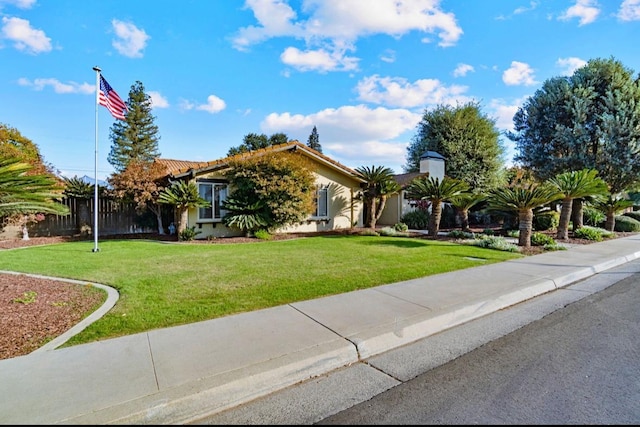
[313,184,328,217]
[198,181,228,221]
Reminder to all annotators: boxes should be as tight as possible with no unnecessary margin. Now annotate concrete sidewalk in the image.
[1,234,639,425]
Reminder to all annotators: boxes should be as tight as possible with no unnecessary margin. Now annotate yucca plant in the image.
[221,196,269,237]
[591,193,634,232]
[448,192,487,232]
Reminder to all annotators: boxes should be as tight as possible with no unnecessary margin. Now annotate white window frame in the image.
[312,184,329,218]
[197,181,228,222]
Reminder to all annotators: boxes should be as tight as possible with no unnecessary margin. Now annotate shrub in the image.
[533,211,559,231]
[400,209,430,230]
[506,230,519,238]
[465,235,519,252]
[543,243,567,252]
[179,226,201,241]
[583,206,606,227]
[379,227,409,237]
[573,226,603,241]
[254,229,273,240]
[622,211,640,222]
[482,228,495,236]
[531,232,556,247]
[393,222,409,232]
[614,215,640,232]
[447,230,475,239]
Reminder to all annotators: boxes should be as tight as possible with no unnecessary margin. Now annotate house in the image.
[377,151,446,226]
[155,141,366,239]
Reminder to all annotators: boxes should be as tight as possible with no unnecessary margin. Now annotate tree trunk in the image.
[178,207,189,234]
[459,209,470,232]
[374,196,387,227]
[605,212,616,232]
[148,204,165,235]
[367,198,377,229]
[556,198,572,240]
[571,198,584,231]
[518,209,534,247]
[76,199,92,236]
[429,201,442,237]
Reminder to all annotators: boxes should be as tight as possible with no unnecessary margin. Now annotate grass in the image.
[0,235,522,347]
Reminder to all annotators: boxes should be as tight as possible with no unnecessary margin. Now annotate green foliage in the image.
[583,206,606,226]
[533,210,559,231]
[404,101,504,191]
[483,228,495,235]
[226,133,290,156]
[178,225,201,241]
[379,226,409,237]
[531,232,556,246]
[393,222,408,232]
[157,180,210,233]
[107,81,161,173]
[355,165,401,229]
[306,126,322,153]
[614,215,640,232]
[510,57,640,193]
[574,226,604,241]
[0,157,69,222]
[447,230,475,239]
[221,196,269,236]
[62,176,96,199]
[12,290,37,304]
[400,209,430,230]
[465,235,520,252]
[0,123,54,175]
[543,243,567,252]
[254,229,273,240]
[224,152,315,232]
[622,211,640,222]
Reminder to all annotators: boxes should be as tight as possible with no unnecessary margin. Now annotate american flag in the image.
[98,75,127,121]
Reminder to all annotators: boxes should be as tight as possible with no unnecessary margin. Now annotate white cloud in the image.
[232,0,463,73]
[380,49,395,63]
[452,63,474,77]
[148,91,169,108]
[618,0,640,21]
[556,56,587,76]
[260,104,422,172]
[111,19,149,58]
[280,46,359,72]
[514,1,538,15]
[558,0,600,26]
[18,77,94,94]
[1,16,51,54]
[196,95,226,113]
[502,61,536,86]
[0,0,36,9]
[355,74,471,108]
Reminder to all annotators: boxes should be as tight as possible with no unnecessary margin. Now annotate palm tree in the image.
[547,169,608,240]
[157,180,210,234]
[0,157,69,235]
[448,192,486,232]
[221,196,268,237]
[405,176,469,237]
[591,193,634,232]
[487,183,562,247]
[355,165,401,229]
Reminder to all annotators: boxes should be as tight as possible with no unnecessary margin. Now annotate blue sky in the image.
[1,0,639,181]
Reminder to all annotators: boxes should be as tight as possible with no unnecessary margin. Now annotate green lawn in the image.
[0,235,522,346]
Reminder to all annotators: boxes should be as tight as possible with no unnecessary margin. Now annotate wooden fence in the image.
[28,197,163,237]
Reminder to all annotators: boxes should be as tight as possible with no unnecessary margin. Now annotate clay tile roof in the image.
[156,140,365,182]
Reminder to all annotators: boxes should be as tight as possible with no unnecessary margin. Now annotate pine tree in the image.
[307,126,322,153]
[107,81,160,173]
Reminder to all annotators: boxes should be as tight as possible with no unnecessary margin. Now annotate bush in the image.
[622,211,640,222]
[482,228,495,236]
[254,229,273,240]
[614,215,640,232]
[379,227,409,237]
[447,230,475,239]
[533,211,559,231]
[583,206,605,227]
[531,232,555,246]
[179,226,201,241]
[543,243,567,252]
[573,226,603,241]
[393,222,409,232]
[465,235,519,252]
[400,209,430,230]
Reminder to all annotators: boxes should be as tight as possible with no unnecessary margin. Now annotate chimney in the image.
[419,151,445,181]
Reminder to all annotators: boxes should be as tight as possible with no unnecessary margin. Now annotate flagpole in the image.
[92,66,101,252]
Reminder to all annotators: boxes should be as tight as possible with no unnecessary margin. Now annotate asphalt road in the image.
[190,258,640,425]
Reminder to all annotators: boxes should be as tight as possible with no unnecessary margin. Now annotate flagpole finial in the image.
[93,66,101,72]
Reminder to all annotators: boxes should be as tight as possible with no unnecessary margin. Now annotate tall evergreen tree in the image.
[404,101,504,192]
[307,126,322,153]
[107,81,160,173]
[509,57,640,193]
